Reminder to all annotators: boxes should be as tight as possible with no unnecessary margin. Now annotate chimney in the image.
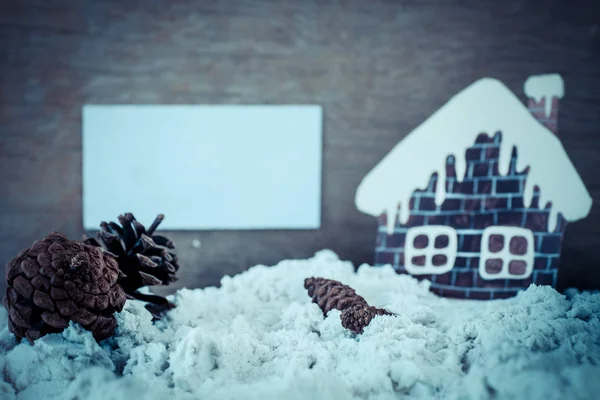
[523,74,564,136]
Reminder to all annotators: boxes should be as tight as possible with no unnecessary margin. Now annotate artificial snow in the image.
[355,77,592,234]
[1,250,599,400]
[524,74,565,117]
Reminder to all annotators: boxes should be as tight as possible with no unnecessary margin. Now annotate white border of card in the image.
[82,105,323,230]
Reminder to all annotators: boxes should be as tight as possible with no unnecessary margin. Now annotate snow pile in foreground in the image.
[1,250,599,400]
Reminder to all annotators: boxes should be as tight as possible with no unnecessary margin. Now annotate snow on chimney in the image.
[524,74,564,136]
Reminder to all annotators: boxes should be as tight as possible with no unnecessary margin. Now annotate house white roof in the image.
[355,77,592,234]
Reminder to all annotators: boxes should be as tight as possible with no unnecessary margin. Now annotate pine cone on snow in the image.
[3,232,126,343]
[341,304,394,334]
[83,213,179,319]
[304,277,368,315]
[304,277,394,334]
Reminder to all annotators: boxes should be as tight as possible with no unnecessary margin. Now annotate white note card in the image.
[82,105,323,230]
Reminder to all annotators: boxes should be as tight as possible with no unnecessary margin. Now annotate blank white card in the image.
[82,105,322,230]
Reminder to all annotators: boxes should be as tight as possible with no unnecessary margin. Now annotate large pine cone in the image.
[340,304,394,334]
[304,277,368,316]
[3,232,126,343]
[83,213,179,318]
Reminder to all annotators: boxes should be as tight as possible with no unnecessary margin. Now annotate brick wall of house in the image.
[374,132,567,300]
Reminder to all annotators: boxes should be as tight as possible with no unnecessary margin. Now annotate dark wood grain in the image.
[1,0,599,298]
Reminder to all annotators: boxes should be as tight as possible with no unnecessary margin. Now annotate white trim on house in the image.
[478,226,535,280]
[404,225,457,275]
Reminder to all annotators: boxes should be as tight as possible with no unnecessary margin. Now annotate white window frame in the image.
[405,226,457,275]
[479,226,534,280]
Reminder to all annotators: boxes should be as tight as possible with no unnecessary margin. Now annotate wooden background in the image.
[1,0,599,298]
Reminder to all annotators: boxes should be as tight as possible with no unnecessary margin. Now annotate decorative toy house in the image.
[355,74,592,300]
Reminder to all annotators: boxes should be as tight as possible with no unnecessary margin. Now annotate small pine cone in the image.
[83,213,179,319]
[3,232,126,343]
[304,277,368,315]
[340,304,393,334]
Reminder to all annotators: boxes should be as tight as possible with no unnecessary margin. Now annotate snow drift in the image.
[1,250,599,400]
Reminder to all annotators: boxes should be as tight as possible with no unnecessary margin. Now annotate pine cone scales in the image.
[304,277,368,315]
[304,277,394,334]
[3,232,126,343]
[341,305,394,334]
[83,213,179,318]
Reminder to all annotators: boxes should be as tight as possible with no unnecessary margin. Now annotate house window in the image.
[479,226,534,280]
[405,226,457,275]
